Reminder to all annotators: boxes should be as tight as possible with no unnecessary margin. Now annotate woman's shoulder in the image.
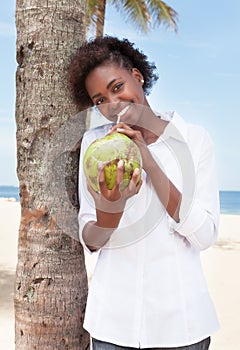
[171,111,213,143]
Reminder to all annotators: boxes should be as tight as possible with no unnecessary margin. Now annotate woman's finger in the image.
[108,122,132,134]
[96,162,108,195]
[127,168,141,194]
[135,178,143,194]
[116,159,124,189]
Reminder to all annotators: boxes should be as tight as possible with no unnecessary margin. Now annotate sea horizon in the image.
[0,185,240,215]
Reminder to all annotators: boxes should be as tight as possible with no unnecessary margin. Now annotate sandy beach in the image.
[0,200,239,349]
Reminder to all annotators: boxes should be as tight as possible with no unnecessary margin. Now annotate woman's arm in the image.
[79,148,141,251]
[141,153,182,222]
[109,124,182,222]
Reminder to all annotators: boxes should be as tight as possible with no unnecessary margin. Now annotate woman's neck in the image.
[133,111,168,145]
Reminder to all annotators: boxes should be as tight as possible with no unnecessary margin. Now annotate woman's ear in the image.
[131,68,144,86]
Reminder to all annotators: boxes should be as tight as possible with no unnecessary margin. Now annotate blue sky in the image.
[1,0,240,190]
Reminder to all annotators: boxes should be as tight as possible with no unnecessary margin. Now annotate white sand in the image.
[0,201,239,349]
[0,201,20,349]
[201,215,240,350]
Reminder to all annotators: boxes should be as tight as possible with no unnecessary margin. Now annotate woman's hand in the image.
[108,122,153,169]
[87,159,142,214]
[83,161,142,251]
[109,122,145,146]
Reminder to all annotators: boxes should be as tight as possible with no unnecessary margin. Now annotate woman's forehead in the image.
[87,63,131,82]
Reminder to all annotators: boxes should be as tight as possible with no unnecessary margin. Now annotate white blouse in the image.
[78,111,220,348]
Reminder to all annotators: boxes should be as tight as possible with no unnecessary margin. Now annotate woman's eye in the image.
[113,83,123,92]
[96,97,104,105]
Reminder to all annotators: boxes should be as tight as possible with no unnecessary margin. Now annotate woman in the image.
[68,36,220,350]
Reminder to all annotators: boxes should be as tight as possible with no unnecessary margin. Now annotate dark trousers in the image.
[92,337,211,350]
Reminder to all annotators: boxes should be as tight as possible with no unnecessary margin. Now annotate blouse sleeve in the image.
[78,131,98,253]
[77,124,112,253]
[172,129,220,251]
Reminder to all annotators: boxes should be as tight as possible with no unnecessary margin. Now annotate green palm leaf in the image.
[86,0,178,36]
[146,0,178,31]
[111,0,151,33]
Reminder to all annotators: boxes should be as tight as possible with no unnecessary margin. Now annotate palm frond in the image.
[111,0,151,33]
[86,0,106,35]
[86,0,178,36]
[86,0,99,26]
[111,0,178,33]
[146,0,178,31]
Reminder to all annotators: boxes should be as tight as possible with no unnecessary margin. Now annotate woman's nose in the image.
[108,93,120,103]
[98,101,121,119]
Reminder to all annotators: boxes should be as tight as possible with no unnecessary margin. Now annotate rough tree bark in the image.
[14,1,90,349]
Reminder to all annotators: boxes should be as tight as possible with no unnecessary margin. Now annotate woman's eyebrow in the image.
[91,78,121,100]
[106,78,118,89]
[91,92,101,100]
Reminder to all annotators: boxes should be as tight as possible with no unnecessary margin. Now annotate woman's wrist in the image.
[96,208,124,229]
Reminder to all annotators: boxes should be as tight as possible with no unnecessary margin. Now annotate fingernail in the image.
[98,161,104,170]
[117,128,125,132]
[134,168,139,175]
[118,160,124,167]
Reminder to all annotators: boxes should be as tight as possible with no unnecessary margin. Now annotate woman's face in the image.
[85,62,147,124]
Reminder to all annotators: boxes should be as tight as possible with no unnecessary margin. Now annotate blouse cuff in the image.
[78,215,97,254]
[170,202,217,250]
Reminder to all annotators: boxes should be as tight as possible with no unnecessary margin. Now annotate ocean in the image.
[0,186,20,202]
[219,191,240,215]
[0,186,239,215]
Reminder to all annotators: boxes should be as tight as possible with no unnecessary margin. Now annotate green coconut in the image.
[83,133,142,191]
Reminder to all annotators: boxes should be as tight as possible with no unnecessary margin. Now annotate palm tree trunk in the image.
[14,1,89,349]
[96,0,106,36]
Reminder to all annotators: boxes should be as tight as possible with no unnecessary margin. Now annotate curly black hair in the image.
[68,36,159,109]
